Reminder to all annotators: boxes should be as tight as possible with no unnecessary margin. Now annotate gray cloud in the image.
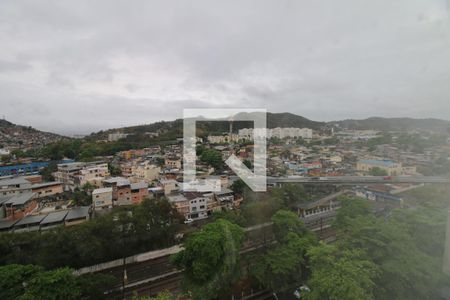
[0,0,449,135]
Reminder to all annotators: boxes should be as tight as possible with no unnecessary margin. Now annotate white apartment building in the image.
[184,192,209,220]
[239,127,313,140]
[207,134,240,144]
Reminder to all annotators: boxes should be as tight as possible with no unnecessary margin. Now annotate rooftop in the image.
[92,187,113,195]
[15,214,46,226]
[31,181,62,189]
[103,177,130,186]
[0,177,30,186]
[167,194,188,203]
[0,219,18,230]
[66,206,90,221]
[41,210,68,225]
[131,182,148,190]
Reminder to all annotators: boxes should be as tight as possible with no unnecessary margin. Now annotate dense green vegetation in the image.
[248,210,316,293]
[201,185,450,299]
[0,264,116,300]
[172,219,245,299]
[2,183,449,299]
[0,198,182,269]
[200,148,223,170]
[368,166,388,176]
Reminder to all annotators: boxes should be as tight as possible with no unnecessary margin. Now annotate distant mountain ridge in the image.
[86,112,325,140]
[330,117,450,133]
[87,113,450,141]
[5,114,449,146]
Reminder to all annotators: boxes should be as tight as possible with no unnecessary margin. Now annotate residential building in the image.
[0,177,32,199]
[103,177,132,206]
[165,156,181,169]
[92,187,113,210]
[53,161,109,191]
[75,162,110,188]
[130,181,149,204]
[52,162,85,191]
[356,159,403,175]
[184,192,208,220]
[4,193,37,220]
[167,194,190,218]
[132,162,161,182]
[31,181,63,198]
[160,179,179,196]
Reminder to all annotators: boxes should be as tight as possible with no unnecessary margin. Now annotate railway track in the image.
[93,218,336,299]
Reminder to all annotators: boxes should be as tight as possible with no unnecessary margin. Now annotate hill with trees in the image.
[330,117,450,133]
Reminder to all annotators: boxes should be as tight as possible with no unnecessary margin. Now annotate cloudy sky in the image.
[1,0,450,135]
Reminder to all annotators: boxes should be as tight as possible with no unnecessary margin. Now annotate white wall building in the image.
[108,133,129,142]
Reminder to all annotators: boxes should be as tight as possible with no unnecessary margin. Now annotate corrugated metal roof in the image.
[4,193,35,206]
[41,210,68,225]
[31,181,62,189]
[0,177,30,186]
[66,206,90,221]
[131,182,148,190]
[0,219,18,230]
[92,187,113,195]
[15,214,46,226]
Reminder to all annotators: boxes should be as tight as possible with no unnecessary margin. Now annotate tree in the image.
[334,195,447,300]
[271,210,310,241]
[270,183,309,208]
[172,219,245,299]
[0,264,42,300]
[368,167,388,176]
[243,159,252,170]
[333,196,372,230]
[305,244,379,300]
[0,264,117,300]
[21,268,81,300]
[72,186,92,206]
[0,265,81,300]
[249,210,316,293]
[108,163,122,176]
[230,178,247,195]
[40,162,57,182]
[200,148,223,170]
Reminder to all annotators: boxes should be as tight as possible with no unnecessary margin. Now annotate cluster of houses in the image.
[0,175,90,232]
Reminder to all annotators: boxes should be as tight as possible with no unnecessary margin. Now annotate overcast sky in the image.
[1,0,450,135]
